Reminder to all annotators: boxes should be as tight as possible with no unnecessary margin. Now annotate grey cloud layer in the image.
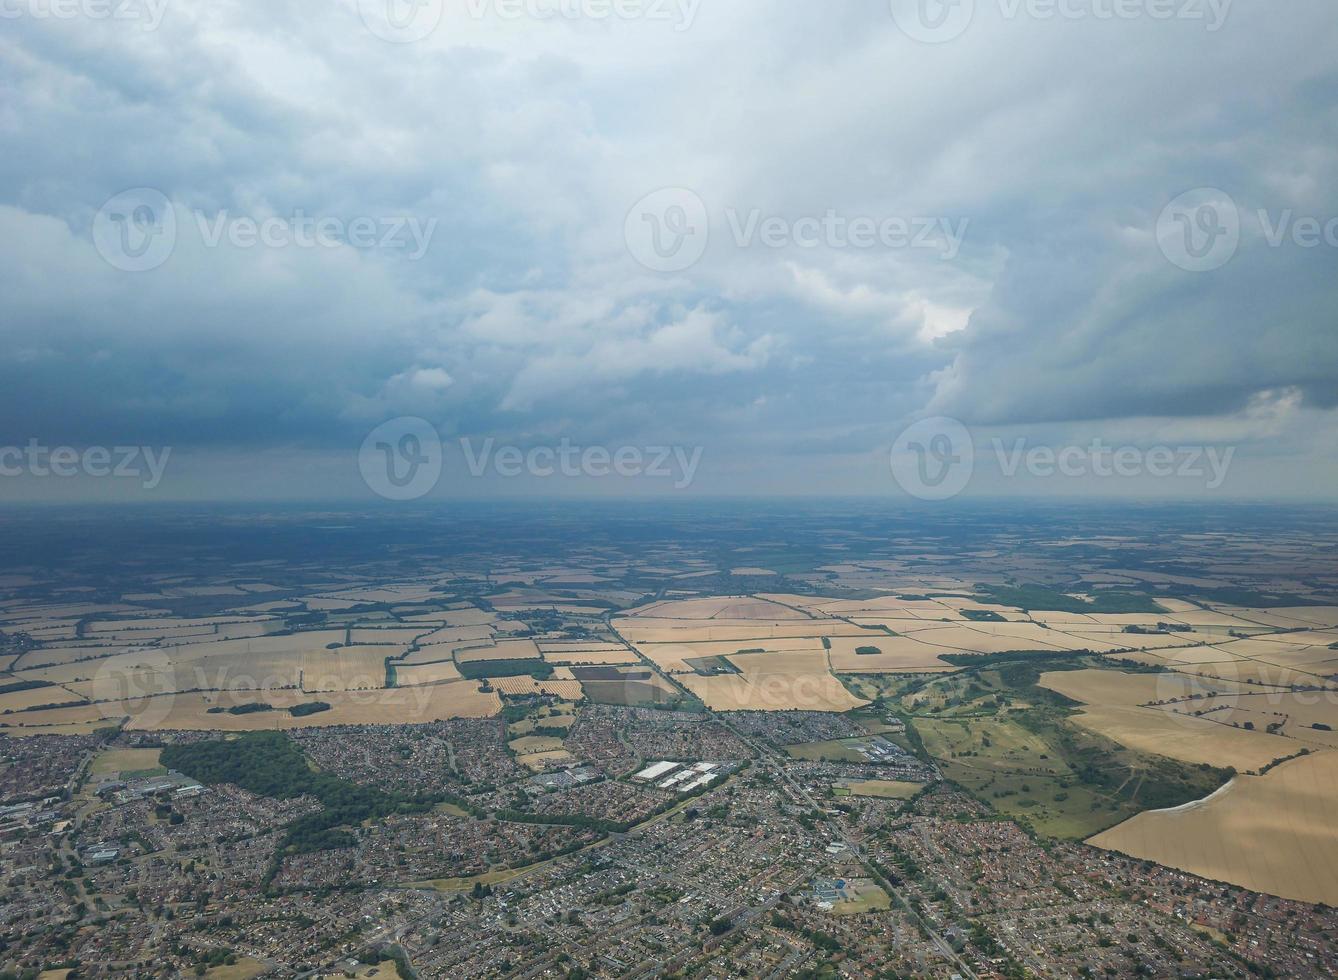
[0,1,1335,495]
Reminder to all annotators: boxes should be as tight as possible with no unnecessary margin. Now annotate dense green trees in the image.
[161,731,433,857]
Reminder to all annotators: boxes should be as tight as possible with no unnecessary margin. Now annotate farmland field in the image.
[456,639,541,664]
[537,646,640,665]
[113,682,502,730]
[300,646,395,692]
[392,660,463,686]
[490,677,585,699]
[0,684,80,712]
[1039,668,1303,772]
[3,496,1338,960]
[835,778,925,799]
[89,747,163,777]
[786,737,886,762]
[625,596,810,620]
[826,634,962,673]
[1090,751,1338,905]
[678,666,867,712]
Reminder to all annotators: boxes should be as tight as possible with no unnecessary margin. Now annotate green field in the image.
[829,879,891,915]
[507,709,578,737]
[838,674,923,704]
[835,779,924,800]
[89,747,164,778]
[896,657,1231,838]
[784,736,892,763]
[457,658,553,681]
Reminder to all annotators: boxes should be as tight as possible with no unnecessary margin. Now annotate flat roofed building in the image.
[633,761,680,782]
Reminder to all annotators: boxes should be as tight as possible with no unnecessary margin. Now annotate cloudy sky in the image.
[2,0,1335,501]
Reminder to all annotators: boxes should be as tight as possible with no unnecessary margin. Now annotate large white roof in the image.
[634,760,680,781]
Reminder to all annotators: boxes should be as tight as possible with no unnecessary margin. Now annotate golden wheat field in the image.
[633,636,824,674]
[1040,667,1232,706]
[614,617,869,646]
[676,649,868,712]
[455,639,542,663]
[825,635,960,673]
[393,660,464,686]
[1089,751,1338,905]
[0,702,115,732]
[625,596,811,620]
[346,627,432,645]
[118,682,502,730]
[539,648,641,666]
[300,646,394,692]
[415,624,496,647]
[1162,659,1324,688]
[0,685,82,712]
[488,677,585,700]
[1072,703,1295,771]
[677,671,866,711]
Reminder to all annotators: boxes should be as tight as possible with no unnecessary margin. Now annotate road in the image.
[712,714,981,980]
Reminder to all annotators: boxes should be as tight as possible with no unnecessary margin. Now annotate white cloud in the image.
[500,307,771,411]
